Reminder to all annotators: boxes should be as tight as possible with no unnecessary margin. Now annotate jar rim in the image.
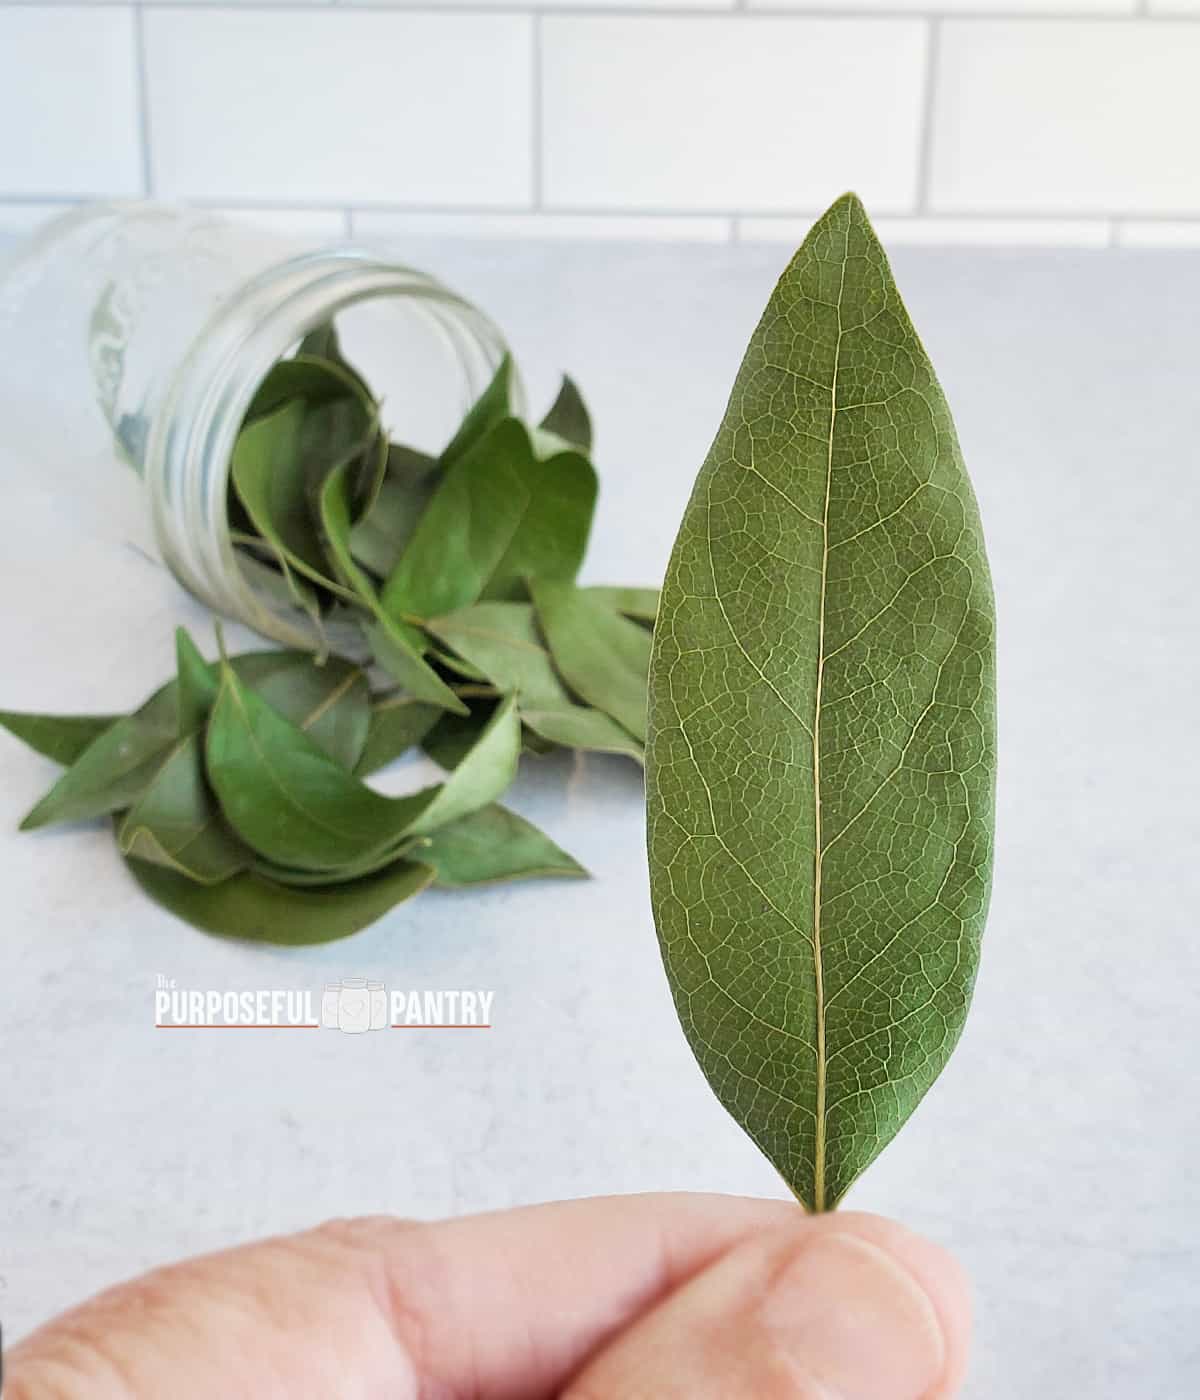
[144,243,516,651]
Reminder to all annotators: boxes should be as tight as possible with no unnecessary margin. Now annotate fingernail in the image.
[759,1230,947,1400]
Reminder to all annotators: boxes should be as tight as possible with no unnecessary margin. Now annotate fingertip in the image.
[808,1212,972,1398]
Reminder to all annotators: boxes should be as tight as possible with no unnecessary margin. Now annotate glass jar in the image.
[0,203,515,650]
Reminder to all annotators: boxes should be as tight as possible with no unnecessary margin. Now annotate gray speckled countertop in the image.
[1,234,1197,1397]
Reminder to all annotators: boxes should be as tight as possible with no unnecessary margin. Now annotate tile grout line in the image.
[915,15,940,217]
[2,194,1200,225]
[0,3,1181,19]
[531,11,544,209]
[132,2,155,197]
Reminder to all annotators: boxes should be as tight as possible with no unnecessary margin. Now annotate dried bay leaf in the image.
[531,580,651,742]
[127,856,434,945]
[355,698,442,778]
[539,374,592,454]
[428,603,643,760]
[645,195,996,1211]
[418,804,587,886]
[117,733,246,884]
[0,712,117,767]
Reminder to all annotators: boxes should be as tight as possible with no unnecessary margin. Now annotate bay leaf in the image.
[244,354,369,424]
[410,695,520,834]
[127,854,434,944]
[14,647,363,832]
[539,374,592,454]
[364,618,469,715]
[428,603,643,760]
[117,732,247,884]
[520,705,643,763]
[174,628,218,736]
[355,698,441,777]
[439,354,514,467]
[0,712,117,767]
[380,418,596,620]
[531,580,651,741]
[479,434,597,602]
[421,706,492,773]
[581,586,660,625]
[231,531,328,647]
[205,663,436,872]
[18,680,181,831]
[418,804,587,886]
[296,320,372,404]
[317,455,467,716]
[250,350,387,517]
[347,446,438,579]
[425,602,563,705]
[645,193,996,1211]
[231,400,351,598]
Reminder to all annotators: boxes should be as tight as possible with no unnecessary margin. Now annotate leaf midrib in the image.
[811,243,850,1212]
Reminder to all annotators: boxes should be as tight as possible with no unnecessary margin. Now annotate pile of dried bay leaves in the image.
[0,325,656,942]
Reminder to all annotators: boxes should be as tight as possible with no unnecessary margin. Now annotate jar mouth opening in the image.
[144,247,514,652]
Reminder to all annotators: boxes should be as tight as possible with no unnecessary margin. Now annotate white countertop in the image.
[1,234,1197,1398]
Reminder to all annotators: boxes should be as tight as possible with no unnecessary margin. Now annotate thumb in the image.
[563,1211,970,1400]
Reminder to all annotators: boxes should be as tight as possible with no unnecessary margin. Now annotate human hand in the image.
[6,1193,969,1398]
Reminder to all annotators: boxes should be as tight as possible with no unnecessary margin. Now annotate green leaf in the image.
[411,695,520,834]
[355,698,442,777]
[245,354,370,424]
[645,194,996,1212]
[427,602,643,760]
[205,663,436,872]
[581,586,660,624]
[520,705,643,762]
[18,680,181,831]
[380,418,526,619]
[347,445,439,579]
[418,804,587,886]
[421,707,492,773]
[295,321,373,410]
[480,434,597,602]
[426,602,564,705]
[126,855,434,944]
[117,733,247,884]
[365,619,469,715]
[0,711,117,767]
[15,649,366,832]
[231,532,329,649]
[174,628,218,736]
[380,418,596,620]
[231,400,350,598]
[315,455,467,717]
[439,354,514,467]
[539,374,592,454]
[531,580,651,741]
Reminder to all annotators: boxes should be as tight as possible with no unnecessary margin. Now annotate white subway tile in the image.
[739,215,1113,247]
[351,211,732,242]
[932,22,1200,215]
[1116,221,1200,247]
[342,0,733,7]
[754,0,1131,10]
[542,17,927,214]
[144,10,532,206]
[0,7,141,197]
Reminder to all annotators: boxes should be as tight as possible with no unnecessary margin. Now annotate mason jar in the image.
[0,203,515,651]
